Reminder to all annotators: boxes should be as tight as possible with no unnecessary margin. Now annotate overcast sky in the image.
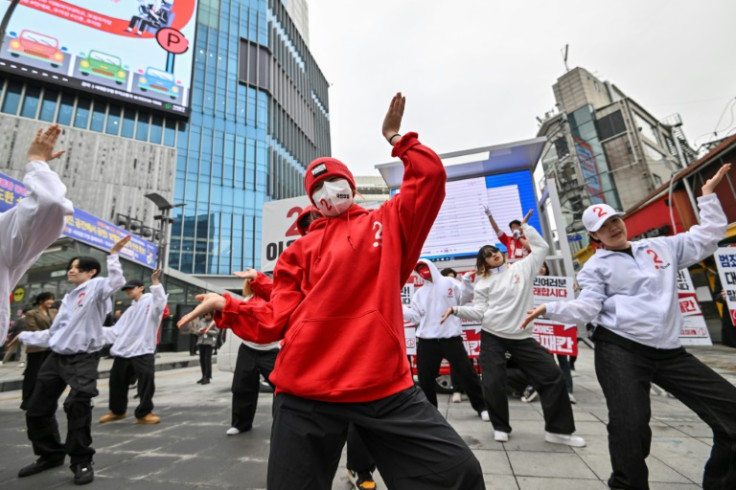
[307,0,736,177]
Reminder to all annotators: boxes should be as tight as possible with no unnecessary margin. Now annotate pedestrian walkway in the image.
[0,343,733,489]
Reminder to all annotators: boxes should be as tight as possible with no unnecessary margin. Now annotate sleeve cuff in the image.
[390,132,420,158]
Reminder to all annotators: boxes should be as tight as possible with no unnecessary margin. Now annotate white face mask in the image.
[312,178,354,217]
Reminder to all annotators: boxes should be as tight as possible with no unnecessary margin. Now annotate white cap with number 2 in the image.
[582,204,624,232]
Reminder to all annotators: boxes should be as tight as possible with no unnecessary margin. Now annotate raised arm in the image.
[101,235,131,298]
[150,269,168,316]
[483,206,502,235]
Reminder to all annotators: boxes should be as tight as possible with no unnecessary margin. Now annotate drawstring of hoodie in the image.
[346,209,355,250]
[314,210,357,265]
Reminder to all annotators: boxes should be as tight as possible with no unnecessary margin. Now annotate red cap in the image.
[415,263,432,281]
[304,157,356,202]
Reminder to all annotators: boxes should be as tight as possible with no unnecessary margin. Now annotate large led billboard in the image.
[420,169,541,262]
[0,0,198,116]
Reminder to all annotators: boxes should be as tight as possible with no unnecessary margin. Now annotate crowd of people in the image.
[1,92,736,490]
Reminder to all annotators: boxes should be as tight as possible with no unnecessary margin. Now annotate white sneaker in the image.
[480,410,490,422]
[568,393,576,404]
[545,431,586,447]
[225,427,240,436]
[451,392,462,403]
[494,431,509,442]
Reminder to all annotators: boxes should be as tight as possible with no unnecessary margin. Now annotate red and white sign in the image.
[260,196,310,272]
[677,268,712,345]
[532,275,577,355]
[715,247,736,332]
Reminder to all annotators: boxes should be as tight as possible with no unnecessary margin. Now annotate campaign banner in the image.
[260,196,310,273]
[676,268,712,345]
[532,275,577,355]
[715,247,736,326]
[531,321,578,356]
[0,0,198,116]
[0,171,157,268]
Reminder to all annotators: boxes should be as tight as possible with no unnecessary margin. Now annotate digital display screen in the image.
[0,0,198,116]
[420,169,541,261]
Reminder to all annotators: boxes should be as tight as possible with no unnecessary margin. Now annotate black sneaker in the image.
[18,457,65,477]
[347,469,377,489]
[72,462,94,485]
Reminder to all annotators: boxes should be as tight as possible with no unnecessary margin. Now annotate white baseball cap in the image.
[582,203,624,232]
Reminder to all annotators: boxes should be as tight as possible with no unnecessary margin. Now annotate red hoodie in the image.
[215,133,446,402]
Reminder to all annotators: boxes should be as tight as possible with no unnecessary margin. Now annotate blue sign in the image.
[0,171,157,268]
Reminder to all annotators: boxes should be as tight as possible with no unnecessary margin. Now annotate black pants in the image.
[479,331,574,434]
[416,336,486,414]
[21,350,51,410]
[268,386,484,489]
[25,351,100,465]
[556,354,573,394]
[346,423,376,474]
[109,354,156,419]
[231,344,277,431]
[199,345,213,380]
[594,331,736,490]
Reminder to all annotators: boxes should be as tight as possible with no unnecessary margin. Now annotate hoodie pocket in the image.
[273,309,407,398]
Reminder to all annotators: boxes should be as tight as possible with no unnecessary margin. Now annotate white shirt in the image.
[545,194,726,350]
[402,259,473,339]
[20,255,125,354]
[106,285,168,357]
[0,160,73,343]
[456,223,549,339]
[240,295,281,351]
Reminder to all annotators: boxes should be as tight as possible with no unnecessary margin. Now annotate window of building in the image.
[73,98,91,129]
[653,173,663,186]
[163,118,176,146]
[57,93,75,125]
[596,110,626,141]
[1,80,22,115]
[39,89,59,122]
[136,113,150,141]
[121,110,136,138]
[106,105,121,135]
[90,102,106,132]
[633,112,660,146]
[150,115,163,144]
[20,85,41,118]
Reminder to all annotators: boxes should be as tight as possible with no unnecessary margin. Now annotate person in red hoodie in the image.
[179,93,484,489]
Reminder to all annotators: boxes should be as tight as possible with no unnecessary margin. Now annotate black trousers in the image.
[479,331,574,434]
[199,345,213,379]
[25,351,100,465]
[416,336,486,414]
[231,344,277,431]
[21,350,51,410]
[594,332,736,490]
[109,354,156,419]
[268,386,484,490]
[346,423,376,474]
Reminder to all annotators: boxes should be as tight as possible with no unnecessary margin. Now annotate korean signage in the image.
[531,275,577,356]
[0,0,198,116]
[715,247,736,329]
[0,171,157,267]
[676,268,712,345]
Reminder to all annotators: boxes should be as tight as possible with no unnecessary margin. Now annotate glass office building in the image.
[0,0,331,280]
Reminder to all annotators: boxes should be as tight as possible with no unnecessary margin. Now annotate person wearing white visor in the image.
[523,164,736,490]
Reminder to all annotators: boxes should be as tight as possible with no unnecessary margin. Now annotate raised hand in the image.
[110,235,132,255]
[702,164,732,195]
[177,293,226,328]
[382,92,406,144]
[27,124,65,163]
[522,209,534,223]
[151,268,162,285]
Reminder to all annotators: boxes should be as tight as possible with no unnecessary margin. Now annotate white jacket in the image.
[456,223,549,339]
[20,255,126,354]
[106,284,168,357]
[0,160,73,343]
[545,193,726,350]
[402,259,473,339]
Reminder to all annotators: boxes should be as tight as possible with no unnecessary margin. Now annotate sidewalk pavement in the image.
[0,343,734,489]
[0,350,203,392]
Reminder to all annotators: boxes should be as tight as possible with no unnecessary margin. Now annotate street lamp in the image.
[0,0,21,54]
[145,193,184,270]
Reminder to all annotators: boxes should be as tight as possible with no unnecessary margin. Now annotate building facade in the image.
[0,0,330,289]
[536,67,697,255]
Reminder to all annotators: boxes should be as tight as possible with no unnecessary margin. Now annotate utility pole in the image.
[0,0,21,54]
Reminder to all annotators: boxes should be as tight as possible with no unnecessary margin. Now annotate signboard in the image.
[0,170,157,267]
[260,195,310,273]
[573,137,604,205]
[531,275,577,356]
[676,268,712,345]
[417,170,541,261]
[0,0,199,116]
[715,247,736,327]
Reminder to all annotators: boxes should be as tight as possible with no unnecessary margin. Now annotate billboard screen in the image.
[416,169,541,262]
[0,0,198,116]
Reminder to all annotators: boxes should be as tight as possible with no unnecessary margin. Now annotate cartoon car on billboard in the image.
[137,67,181,99]
[7,30,65,67]
[79,50,128,85]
